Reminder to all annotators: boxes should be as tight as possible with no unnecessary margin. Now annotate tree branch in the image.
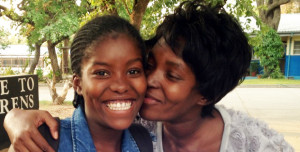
[0,5,8,17]
[52,35,69,46]
[121,0,131,15]
[0,4,34,25]
[266,0,290,15]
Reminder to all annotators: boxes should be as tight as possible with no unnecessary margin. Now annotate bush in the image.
[253,28,284,79]
[36,68,44,81]
[250,62,259,73]
[2,67,15,75]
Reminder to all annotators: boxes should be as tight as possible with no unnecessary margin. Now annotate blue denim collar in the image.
[71,106,96,151]
[71,106,140,152]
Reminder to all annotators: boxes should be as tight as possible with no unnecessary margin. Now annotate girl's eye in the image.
[95,70,110,77]
[128,69,142,75]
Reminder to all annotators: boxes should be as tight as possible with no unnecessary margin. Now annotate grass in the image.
[241,79,300,85]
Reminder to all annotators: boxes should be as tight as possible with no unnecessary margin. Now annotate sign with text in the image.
[0,75,39,149]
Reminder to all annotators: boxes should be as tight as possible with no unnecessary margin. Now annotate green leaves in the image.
[140,0,183,39]
[0,26,10,49]
[253,28,284,78]
[15,0,87,44]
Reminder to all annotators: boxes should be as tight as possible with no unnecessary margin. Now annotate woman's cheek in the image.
[165,85,186,102]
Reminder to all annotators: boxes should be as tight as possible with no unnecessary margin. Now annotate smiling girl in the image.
[5,15,150,152]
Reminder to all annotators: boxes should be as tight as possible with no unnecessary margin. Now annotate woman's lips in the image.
[144,95,161,104]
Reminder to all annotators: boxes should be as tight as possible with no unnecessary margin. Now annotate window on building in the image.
[14,59,18,66]
[294,41,300,54]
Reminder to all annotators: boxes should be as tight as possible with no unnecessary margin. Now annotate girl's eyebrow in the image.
[127,58,143,66]
[92,58,143,66]
[93,62,109,66]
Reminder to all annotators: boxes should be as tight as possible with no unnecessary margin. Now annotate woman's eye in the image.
[167,72,182,81]
[146,63,153,70]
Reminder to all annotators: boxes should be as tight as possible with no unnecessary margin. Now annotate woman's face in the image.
[74,34,146,130]
[140,39,205,122]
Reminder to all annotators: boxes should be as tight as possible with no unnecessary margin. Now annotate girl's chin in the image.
[109,120,135,130]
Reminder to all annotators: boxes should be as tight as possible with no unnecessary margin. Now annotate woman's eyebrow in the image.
[166,61,184,71]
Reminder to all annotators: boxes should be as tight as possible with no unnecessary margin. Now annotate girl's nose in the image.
[109,77,129,93]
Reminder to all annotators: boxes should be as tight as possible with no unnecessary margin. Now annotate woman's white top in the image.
[152,105,294,152]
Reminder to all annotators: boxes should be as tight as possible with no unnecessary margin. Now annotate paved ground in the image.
[38,85,300,151]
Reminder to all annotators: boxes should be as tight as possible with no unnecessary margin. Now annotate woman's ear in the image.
[196,96,209,106]
[73,74,82,95]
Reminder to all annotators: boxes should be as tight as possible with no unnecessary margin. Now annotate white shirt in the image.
[152,105,294,152]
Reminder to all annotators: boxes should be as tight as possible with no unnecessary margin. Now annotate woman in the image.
[4,0,294,151]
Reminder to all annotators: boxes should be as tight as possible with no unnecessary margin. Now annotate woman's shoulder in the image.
[216,105,294,152]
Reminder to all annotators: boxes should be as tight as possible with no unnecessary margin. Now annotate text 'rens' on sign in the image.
[0,75,39,150]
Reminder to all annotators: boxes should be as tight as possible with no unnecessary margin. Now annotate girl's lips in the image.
[105,100,133,111]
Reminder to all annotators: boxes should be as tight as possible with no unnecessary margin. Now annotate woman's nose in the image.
[146,69,161,88]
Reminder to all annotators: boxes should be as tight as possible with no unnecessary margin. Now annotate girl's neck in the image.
[88,121,123,152]
[162,109,224,152]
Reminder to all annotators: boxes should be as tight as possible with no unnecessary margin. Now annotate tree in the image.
[0,26,9,49]
[253,28,284,78]
[28,42,42,74]
[281,0,300,13]
[256,0,290,30]
[0,0,88,80]
[61,38,70,74]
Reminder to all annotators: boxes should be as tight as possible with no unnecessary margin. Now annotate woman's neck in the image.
[88,121,123,152]
[162,109,224,152]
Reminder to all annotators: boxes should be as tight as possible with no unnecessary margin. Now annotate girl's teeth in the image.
[106,101,132,110]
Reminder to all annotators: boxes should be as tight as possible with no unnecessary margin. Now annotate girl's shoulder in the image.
[216,105,294,152]
[60,117,71,129]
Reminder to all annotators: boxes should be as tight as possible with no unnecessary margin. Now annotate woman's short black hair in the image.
[147,0,252,117]
[70,15,146,108]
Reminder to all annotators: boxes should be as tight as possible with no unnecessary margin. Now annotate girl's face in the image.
[140,39,205,123]
[74,34,146,130]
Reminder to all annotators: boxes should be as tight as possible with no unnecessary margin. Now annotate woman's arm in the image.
[4,108,59,152]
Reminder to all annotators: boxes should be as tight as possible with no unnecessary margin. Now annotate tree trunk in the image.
[28,43,41,74]
[47,40,62,81]
[130,0,150,30]
[46,78,72,105]
[256,0,290,30]
[62,39,70,74]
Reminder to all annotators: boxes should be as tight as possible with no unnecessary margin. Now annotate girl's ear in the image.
[73,74,82,95]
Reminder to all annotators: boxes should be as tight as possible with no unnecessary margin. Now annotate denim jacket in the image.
[58,106,140,152]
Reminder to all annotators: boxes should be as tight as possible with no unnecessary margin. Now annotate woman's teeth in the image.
[106,101,132,110]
